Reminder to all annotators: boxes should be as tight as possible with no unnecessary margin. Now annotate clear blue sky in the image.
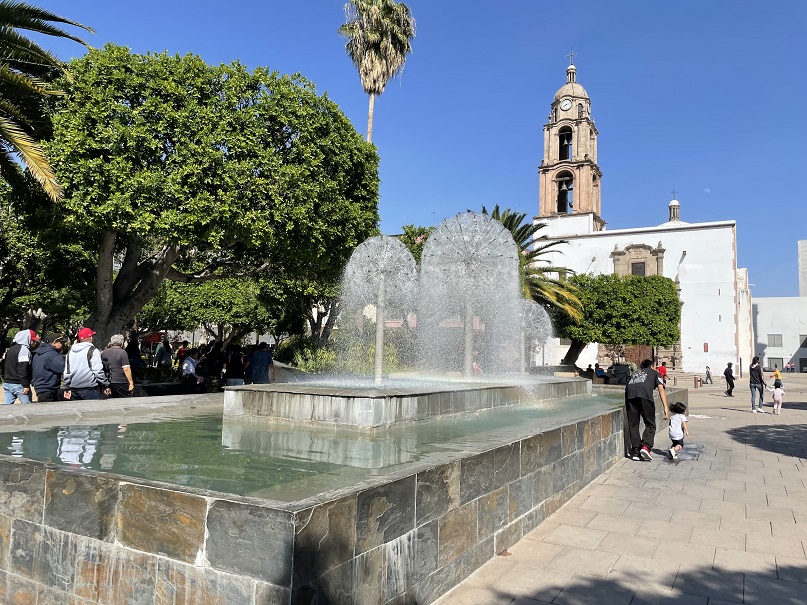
[39,1,807,297]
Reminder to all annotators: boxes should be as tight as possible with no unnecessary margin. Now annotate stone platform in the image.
[223,377,591,429]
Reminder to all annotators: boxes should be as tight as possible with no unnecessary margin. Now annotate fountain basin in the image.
[0,385,687,605]
[223,376,592,428]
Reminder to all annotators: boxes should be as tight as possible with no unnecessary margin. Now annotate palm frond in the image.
[0,1,93,46]
[0,114,61,199]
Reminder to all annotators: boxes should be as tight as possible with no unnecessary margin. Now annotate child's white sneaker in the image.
[669,448,677,460]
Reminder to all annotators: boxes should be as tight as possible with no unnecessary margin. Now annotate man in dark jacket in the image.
[32,333,67,402]
[625,359,669,461]
[749,356,767,413]
[3,329,39,404]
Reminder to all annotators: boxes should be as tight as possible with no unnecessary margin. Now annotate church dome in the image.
[554,65,589,101]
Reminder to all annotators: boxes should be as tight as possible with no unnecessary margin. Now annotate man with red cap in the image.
[64,327,110,400]
[2,329,39,404]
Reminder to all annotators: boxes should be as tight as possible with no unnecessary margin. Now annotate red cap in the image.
[28,329,39,341]
[77,327,96,340]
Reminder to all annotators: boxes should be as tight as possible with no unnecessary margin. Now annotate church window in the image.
[768,334,783,347]
[577,103,584,118]
[556,172,574,214]
[558,126,573,161]
[631,262,646,276]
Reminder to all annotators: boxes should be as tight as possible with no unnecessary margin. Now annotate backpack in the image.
[67,345,111,384]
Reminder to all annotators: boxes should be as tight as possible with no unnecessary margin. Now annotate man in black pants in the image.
[625,359,669,461]
[723,362,735,397]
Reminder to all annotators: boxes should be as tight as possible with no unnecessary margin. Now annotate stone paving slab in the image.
[435,373,807,605]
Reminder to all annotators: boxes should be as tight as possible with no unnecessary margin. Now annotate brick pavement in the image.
[435,372,807,605]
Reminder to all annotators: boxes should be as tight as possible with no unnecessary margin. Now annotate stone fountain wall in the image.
[224,378,592,428]
[0,388,687,604]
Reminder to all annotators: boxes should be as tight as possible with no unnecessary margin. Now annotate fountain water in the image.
[340,235,417,383]
[419,212,522,377]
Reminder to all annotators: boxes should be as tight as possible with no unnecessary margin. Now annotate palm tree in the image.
[482,205,583,322]
[338,0,415,143]
[0,1,92,200]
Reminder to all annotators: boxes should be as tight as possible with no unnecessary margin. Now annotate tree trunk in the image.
[367,93,375,143]
[560,339,588,367]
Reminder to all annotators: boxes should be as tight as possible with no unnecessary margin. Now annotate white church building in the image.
[535,61,754,374]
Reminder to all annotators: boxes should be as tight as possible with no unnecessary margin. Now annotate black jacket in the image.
[32,343,65,392]
[749,364,765,386]
[2,343,31,387]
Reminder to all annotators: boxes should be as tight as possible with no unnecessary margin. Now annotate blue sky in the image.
[38,1,806,297]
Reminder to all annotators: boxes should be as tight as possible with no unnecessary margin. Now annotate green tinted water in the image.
[0,393,621,502]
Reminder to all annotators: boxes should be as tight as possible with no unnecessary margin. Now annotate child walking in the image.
[767,380,786,415]
[668,402,689,460]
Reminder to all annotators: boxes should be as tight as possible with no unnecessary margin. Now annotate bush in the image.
[294,347,337,374]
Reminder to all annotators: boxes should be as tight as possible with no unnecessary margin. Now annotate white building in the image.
[535,61,753,373]
[752,240,807,373]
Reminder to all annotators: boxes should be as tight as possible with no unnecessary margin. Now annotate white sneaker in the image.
[669,448,677,460]
[752,409,758,413]
[640,446,653,461]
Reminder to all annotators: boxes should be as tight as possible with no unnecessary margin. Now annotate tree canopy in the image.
[553,273,681,365]
[44,43,380,345]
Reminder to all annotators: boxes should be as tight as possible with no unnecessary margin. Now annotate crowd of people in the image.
[1,328,275,404]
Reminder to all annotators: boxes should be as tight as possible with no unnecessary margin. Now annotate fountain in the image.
[0,211,688,605]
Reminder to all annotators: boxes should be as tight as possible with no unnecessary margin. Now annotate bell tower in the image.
[538,55,604,230]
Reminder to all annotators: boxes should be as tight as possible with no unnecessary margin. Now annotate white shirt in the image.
[669,413,687,440]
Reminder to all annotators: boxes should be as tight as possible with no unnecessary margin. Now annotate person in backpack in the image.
[32,333,67,402]
[64,328,110,400]
[102,334,134,398]
[3,329,39,404]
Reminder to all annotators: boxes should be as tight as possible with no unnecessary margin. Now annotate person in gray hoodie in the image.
[64,328,109,400]
[32,333,67,402]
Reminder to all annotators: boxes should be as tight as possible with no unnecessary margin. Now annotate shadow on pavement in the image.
[725,423,807,457]
[485,561,807,604]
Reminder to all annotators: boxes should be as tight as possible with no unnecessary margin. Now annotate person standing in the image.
[749,356,766,413]
[223,344,246,386]
[770,364,781,382]
[181,348,204,391]
[723,362,735,397]
[102,334,135,398]
[705,366,713,384]
[31,333,67,402]
[658,361,668,385]
[625,359,669,461]
[64,328,109,400]
[247,342,276,384]
[2,329,39,404]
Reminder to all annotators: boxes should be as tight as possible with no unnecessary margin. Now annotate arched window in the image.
[577,103,584,118]
[558,126,573,161]
[556,172,574,214]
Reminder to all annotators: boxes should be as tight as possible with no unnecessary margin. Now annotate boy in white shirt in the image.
[668,402,689,460]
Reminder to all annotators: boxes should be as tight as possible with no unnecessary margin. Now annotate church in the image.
[535,60,754,375]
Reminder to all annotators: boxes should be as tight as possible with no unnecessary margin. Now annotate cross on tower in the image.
[671,188,678,199]
[566,48,577,66]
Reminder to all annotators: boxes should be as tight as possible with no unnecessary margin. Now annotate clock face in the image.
[560,99,572,111]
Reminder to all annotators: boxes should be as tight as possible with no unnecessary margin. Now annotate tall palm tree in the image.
[482,205,583,322]
[338,0,415,143]
[0,1,92,200]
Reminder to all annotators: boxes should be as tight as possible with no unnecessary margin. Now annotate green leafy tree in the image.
[45,44,379,347]
[137,278,272,346]
[0,176,93,335]
[481,205,582,322]
[399,224,433,265]
[552,273,681,366]
[0,1,92,200]
[338,0,415,142]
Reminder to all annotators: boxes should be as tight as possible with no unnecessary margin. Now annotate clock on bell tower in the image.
[538,55,604,229]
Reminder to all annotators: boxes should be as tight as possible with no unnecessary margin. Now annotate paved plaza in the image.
[435,373,807,605]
